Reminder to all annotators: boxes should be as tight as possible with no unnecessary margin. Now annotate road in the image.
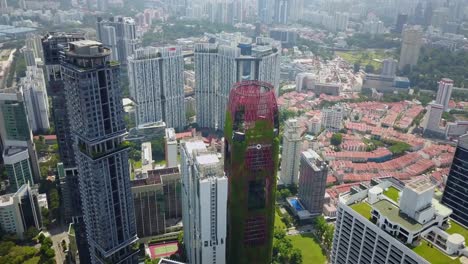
[45,225,69,264]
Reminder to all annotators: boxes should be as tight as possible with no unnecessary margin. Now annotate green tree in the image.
[23,226,39,241]
[323,224,335,251]
[353,63,360,73]
[388,142,411,155]
[330,133,343,146]
[48,188,60,221]
[150,137,165,162]
[290,248,303,264]
[314,215,328,240]
[365,64,375,73]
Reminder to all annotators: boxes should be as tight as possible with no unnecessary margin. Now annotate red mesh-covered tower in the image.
[224,81,279,264]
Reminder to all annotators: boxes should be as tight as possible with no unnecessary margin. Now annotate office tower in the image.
[321,105,343,131]
[100,26,119,61]
[274,0,289,24]
[0,89,40,183]
[3,146,33,192]
[132,167,181,238]
[398,25,423,70]
[298,149,328,216]
[97,16,137,65]
[335,12,349,32]
[42,32,85,168]
[288,0,304,23]
[195,35,280,130]
[61,40,138,263]
[128,47,185,130]
[181,140,227,264]
[442,133,468,227]
[395,13,408,33]
[165,128,178,168]
[331,178,466,264]
[21,66,50,133]
[280,119,302,185]
[97,0,108,11]
[435,78,453,111]
[381,58,398,77]
[225,81,279,264]
[422,103,444,138]
[0,184,41,239]
[258,0,275,24]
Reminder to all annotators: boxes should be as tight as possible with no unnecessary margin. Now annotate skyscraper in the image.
[398,25,423,70]
[280,119,302,185]
[442,133,468,227]
[395,13,408,33]
[61,40,138,263]
[258,0,275,24]
[97,16,137,65]
[225,81,279,264]
[3,146,34,192]
[195,35,280,130]
[435,78,453,111]
[321,105,343,131]
[381,58,398,77]
[274,0,289,24]
[21,66,50,133]
[298,149,328,216]
[422,102,444,138]
[181,140,227,264]
[128,47,186,130]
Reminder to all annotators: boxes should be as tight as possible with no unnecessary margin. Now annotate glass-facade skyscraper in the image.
[224,81,279,264]
[61,40,138,264]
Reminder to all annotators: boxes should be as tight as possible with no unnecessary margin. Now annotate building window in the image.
[248,179,266,210]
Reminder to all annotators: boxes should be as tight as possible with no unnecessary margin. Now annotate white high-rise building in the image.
[422,102,444,137]
[280,119,302,185]
[128,47,185,130]
[335,12,349,32]
[100,26,119,62]
[288,0,304,23]
[381,58,398,77]
[96,16,137,65]
[398,25,423,70]
[165,128,178,168]
[321,105,343,131]
[331,178,466,264]
[435,78,453,111]
[21,66,50,133]
[181,140,227,264]
[195,35,280,130]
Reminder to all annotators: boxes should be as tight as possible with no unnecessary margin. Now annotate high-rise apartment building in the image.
[442,133,468,227]
[381,58,398,77]
[321,105,343,131]
[128,47,186,130]
[21,66,50,133]
[395,13,408,33]
[0,183,42,239]
[288,0,304,23]
[435,78,453,111]
[258,0,275,24]
[274,0,289,24]
[332,178,467,264]
[195,34,280,130]
[132,167,181,238]
[42,32,85,168]
[164,128,178,168]
[181,140,227,264]
[422,102,444,138]
[0,89,40,184]
[280,119,302,185]
[97,16,137,65]
[398,25,423,70]
[225,81,279,264]
[61,40,138,263]
[3,146,34,192]
[298,149,328,216]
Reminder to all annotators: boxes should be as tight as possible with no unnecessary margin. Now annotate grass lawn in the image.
[412,241,460,264]
[290,234,327,264]
[336,50,391,71]
[446,220,468,243]
[275,211,286,230]
[350,202,373,220]
[383,186,400,203]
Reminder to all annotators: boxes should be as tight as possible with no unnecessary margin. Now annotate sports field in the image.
[149,242,179,259]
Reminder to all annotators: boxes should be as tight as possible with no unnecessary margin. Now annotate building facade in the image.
[398,25,423,70]
[442,133,468,227]
[181,140,227,264]
[280,119,302,185]
[0,183,41,239]
[132,167,182,238]
[61,40,138,264]
[195,35,280,131]
[321,105,344,131]
[225,81,279,264]
[3,146,33,192]
[97,16,137,65]
[435,78,453,111]
[21,66,50,133]
[164,128,178,168]
[422,102,445,138]
[128,47,185,130]
[298,149,328,216]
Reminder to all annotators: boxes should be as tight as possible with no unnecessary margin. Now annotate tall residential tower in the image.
[280,119,302,185]
[225,81,279,264]
[62,40,138,263]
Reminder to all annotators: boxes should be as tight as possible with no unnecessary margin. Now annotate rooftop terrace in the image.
[373,199,423,232]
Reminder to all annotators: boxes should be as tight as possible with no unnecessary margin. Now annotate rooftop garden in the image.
[411,240,460,264]
[350,202,373,220]
[446,221,468,245]
[383,186,400,203]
